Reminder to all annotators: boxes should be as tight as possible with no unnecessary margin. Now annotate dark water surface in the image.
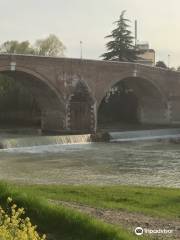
[0,142,179,187]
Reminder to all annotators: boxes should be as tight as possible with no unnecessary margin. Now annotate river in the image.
[0,141,180,187]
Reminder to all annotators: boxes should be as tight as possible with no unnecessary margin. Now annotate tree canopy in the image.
[34,34,66,57]
[156,61,167,68]
[176,66,180,72]
[0,34,66,57]
[101,11,138,62]
[0,41,34,55]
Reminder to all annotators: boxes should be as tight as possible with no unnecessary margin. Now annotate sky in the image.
[1,0,180,67]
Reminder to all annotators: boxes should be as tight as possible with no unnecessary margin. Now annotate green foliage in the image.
[177,66,180,72]
[101,11,138,61]
[0,34,66,57]
[0,197,46,240]
[155,61,167,68]
[0,75,40,127]
[0,41,35,55]
[0,74,39,113]
[0,182,141,240]
[98,82,138,124]
[27,185,180,220]
[170,67,176,71]
[0,74,16,96]
[34,34,66,57]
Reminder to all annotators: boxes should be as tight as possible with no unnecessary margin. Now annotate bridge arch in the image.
[0,66,65,132]
[98,74,169,129]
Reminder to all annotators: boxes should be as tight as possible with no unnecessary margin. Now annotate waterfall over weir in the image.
[0,134,91,149]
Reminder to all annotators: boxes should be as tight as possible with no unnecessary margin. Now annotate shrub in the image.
[0,197,46,240]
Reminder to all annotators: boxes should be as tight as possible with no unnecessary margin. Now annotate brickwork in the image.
[0,54,180,132]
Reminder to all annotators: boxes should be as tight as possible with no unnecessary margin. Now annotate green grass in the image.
[0,182,178,239]
[0,182,146,240]
[20,184,180,220]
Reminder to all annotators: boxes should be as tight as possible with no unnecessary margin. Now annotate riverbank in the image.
[0,182,148,240]
[0,182,179,239]
[22,184,180,220]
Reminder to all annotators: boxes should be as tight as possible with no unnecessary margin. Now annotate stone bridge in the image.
[0,54,180,132]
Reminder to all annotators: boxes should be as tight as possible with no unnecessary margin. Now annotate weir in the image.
[109,128,180,142]
[1,128,180,149]
[0,134,91,149]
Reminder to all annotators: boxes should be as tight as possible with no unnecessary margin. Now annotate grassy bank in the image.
[0,182,144,240]
[21,184,180,220]
[0,182,179,239]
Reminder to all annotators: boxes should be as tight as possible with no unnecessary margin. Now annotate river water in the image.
[0,141,180,187]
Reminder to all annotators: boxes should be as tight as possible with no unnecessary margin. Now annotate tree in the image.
[170,67,176,71]
[0,34,66,57]
[101,10,138,62]
[177,66,180,72]
[34,34,66,57]
[0,41,34,54]
[156,61,167,68]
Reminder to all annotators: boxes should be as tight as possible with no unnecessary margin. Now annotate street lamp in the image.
[168,54,170,68]
[80,41,83,59]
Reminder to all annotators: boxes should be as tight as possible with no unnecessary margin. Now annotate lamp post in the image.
[168,54,170,68]
[80,41,83,59]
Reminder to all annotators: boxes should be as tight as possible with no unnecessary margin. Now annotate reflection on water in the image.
[0,141,180,187]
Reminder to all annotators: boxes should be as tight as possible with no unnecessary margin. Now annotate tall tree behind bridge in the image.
[34,34,66,57]
[101,10,138,62]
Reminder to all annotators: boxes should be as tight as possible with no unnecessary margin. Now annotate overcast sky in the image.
[1,0,180,67]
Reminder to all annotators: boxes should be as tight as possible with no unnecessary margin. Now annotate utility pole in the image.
[135,20,137,47]
[80,41,83,59]
[168,54,170,68]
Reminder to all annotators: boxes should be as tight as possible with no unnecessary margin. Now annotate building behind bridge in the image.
[136,41,155,66]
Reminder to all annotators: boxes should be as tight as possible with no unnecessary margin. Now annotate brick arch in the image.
[0,66,66,132]
[0,65,64,105]
[97,74,169,126]
[97,69,168,108]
